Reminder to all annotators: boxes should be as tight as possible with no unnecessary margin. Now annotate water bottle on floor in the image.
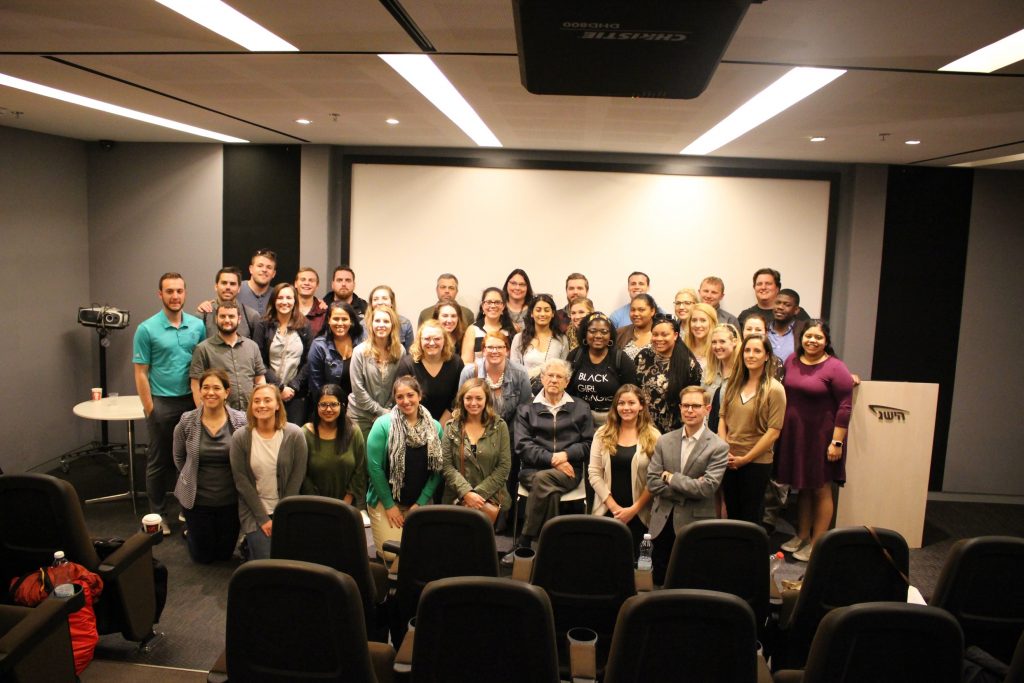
[637,534,653,572]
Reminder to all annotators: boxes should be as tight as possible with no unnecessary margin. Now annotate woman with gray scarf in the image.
[365,375,443,567]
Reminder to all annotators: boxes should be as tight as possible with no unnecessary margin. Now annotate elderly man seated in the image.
[504,358,594,565]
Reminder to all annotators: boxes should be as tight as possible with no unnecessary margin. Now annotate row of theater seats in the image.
[210,494,1024,682]
[0,474,1021,682]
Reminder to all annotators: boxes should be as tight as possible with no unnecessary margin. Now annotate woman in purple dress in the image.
[775,320,854,562]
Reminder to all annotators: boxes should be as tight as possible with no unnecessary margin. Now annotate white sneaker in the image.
[793,543,813,563]
[178,512,186,523]
[781,536,806,553]
[160,519,172,536]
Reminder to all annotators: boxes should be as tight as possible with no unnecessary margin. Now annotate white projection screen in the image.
[349,163,833,323]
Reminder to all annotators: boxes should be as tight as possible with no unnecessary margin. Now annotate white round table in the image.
[73,396,146,517]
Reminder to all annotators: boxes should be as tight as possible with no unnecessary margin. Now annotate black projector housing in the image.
[513,0,760,99]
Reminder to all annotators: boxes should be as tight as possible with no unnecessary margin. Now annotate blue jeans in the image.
[245,526,273,560]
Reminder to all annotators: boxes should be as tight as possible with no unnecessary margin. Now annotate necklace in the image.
[485,364,505,390]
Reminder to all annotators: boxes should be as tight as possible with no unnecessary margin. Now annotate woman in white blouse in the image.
[253,283,312,425]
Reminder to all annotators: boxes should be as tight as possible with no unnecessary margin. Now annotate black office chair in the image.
[531,515,636,676]
[407,576,560,683]
[387,505,498,647]
[0,473,160,645]
[603,588,769,683]
[772,526,910,671]
[930,535,1024,663]
[211,559,394,683]
[271,495,388,641]
[0,599,77,683]
[773,602,963,683]
[664,519,770,633]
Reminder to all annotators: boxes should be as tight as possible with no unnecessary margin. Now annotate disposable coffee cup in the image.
[91,387,102,401]
[142,513,162,534]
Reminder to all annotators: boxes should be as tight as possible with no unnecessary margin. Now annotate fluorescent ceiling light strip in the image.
[379,54,501,148]
[155,0,297,51]
[939,28,1024,73]
[681,67,846,156]
[0,73,248,143]
[951,152,1024,168]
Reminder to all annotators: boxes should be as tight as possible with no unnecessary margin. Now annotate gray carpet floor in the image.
[34,448,1024,673]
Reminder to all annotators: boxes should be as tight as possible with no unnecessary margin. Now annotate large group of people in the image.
[135,253,855,576]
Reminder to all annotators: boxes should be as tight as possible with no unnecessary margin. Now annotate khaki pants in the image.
[368,501,412,571]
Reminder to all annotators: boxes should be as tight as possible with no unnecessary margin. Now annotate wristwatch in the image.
[830,440,844,448]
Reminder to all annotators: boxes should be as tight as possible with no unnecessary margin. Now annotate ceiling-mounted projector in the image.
[513,0,762,99]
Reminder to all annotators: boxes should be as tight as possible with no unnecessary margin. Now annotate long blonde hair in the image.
[366,306,403,363]
[684,302,718,360]
[597,384,659,455]
[704,323,740,384]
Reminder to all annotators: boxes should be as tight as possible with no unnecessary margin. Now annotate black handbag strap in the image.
[864,525,910,586]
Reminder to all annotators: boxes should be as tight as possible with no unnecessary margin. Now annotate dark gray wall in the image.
[0,127,92,472]
[87,143,224,427]
[944,169,1024,496]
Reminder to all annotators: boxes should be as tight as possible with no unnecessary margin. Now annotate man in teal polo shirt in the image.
[133,272,205,534]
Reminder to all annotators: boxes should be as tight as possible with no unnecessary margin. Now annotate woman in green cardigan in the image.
[441,379,512,524]
[365,375,443,566]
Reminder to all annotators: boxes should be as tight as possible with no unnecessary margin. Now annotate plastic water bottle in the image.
[637,534,653,572]
[769,551,784,602]
[52,550,69,567]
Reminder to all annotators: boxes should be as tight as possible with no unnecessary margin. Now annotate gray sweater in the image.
[228,423,307,534]
[348,341,405,429]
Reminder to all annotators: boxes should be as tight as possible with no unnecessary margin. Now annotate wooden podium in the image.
[835,381,939,548]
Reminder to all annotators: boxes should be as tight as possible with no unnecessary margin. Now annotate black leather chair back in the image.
[531,516,636,643]
[0,473,101,583]
[271,496,379,628]
[797,602,963,683]
[394,506,498,640]
[784,526,910,669]
[226,559,378,683]
[603,589,760,683]
[411,576,560,683]
[664,519,769,627]
[931,535,1024,662]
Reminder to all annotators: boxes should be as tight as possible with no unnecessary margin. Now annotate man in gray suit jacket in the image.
[647,385,729,585]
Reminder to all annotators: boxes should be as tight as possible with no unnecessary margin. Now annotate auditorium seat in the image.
[0,473,160,646]
[930,535,1024,663]
[400,576,560,683]
[530,515,635,677]
[664,519,770,635]
[603,589,770,683]
[771,526,910,671]
[270,495,389,641]
[773,602,963,683]
[383,505,498,648]
[211,559,394,683]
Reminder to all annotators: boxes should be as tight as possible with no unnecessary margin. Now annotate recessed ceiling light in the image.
[154,0,298,52]
[939,28,1024,73]
[295,118,312,125]
[905,139,921,145]
[810,136,827,142]
[0,72,248,143]
[379,54,501,147]
[951,152,1024,168]
[385,118,400,125]
[681,67,846,156]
